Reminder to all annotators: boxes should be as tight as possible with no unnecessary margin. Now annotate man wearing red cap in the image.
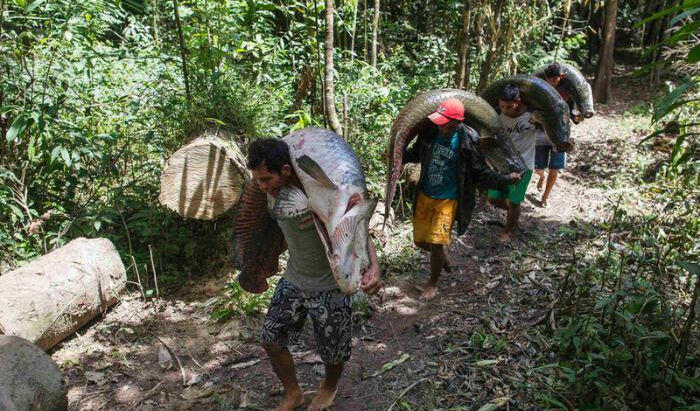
[403,98,521,300]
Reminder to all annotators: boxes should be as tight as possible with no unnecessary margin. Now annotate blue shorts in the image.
[535,145,566,170]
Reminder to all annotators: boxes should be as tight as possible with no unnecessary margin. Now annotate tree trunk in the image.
[158,130,249,220]
[324,0,343,135]
[363,0,368,61]
[474,11,484,88]
[454,0,472,89]
[0,238,126,350]
[371,0,380,68]
[553,0,572,61]
[593,0,618,103]
[152,0,159,43]
[641,0,657,52]
[649,0,670,85]
[350,0,359,62]
[172,0,191,104]
[477,33,498,93]
[586,0,601,65]
[314,0,326,123]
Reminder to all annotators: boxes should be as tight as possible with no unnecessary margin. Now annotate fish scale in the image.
[233,182,286,293]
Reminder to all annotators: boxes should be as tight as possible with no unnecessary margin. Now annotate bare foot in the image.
[496,230,511,243]
[420,283,438,300]
[540,198,549,208]
[272,389,305,411]
[308,384,337,411]
[537,177,544,191]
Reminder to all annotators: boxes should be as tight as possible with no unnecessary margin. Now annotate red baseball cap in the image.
[428,98,465,125]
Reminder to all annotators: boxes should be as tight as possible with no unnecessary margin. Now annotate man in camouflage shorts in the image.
[246,138,381,411]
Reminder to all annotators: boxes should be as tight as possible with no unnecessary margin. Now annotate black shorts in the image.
[259,278,352,364]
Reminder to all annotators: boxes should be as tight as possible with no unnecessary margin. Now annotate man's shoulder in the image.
[457,123,480,144]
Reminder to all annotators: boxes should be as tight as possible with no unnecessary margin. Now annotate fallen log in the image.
[159,130,249,220]
[0,335,67,411]
[0,237,126,351]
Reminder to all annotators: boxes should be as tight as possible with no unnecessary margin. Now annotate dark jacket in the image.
[403,123,514,235]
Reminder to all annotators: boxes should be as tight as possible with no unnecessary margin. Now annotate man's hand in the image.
[361,239,382,294]
[508,172,522,184]
[360,263,381,294]
[556,140,575,153]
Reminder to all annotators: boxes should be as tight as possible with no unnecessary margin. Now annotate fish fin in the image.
[271,185,309,220]
[296,155,338,190]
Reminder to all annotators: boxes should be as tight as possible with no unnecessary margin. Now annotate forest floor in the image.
[51,68,664,411]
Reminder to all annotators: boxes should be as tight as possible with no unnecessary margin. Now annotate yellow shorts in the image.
[412,191,457,245]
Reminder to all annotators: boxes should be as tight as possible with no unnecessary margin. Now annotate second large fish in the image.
[272,127,377,295]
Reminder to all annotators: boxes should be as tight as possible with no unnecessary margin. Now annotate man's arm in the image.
[462,126,519,189]
[360,239,381,294]
[469,143,519,189]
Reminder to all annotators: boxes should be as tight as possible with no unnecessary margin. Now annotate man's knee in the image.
[429,243,443,253]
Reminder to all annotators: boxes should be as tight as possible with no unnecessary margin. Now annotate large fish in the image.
[233,127,376,295]
[481,75,572,152]
[384,88,527,225]
[534,62,595,119]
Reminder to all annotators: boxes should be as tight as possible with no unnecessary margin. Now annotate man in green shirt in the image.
[247,138,381,411]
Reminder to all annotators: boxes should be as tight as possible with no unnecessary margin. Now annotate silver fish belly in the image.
[283,127,377,295]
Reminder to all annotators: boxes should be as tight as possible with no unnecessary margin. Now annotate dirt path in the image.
[52,69,661,411]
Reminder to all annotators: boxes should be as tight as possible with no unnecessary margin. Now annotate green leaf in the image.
[654,79,698,122]
[60,147,71,166]
[94,220,102,231]
[28,135,36,160]
[25,0,44,11]
[635,5,683,27]
[6,114,29,142]
[536,393,567,409]
[8,204,24,219]
[687,44,700,63]
[671,7,700,24]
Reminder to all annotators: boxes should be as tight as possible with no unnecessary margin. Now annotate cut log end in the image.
[159,131,250,220]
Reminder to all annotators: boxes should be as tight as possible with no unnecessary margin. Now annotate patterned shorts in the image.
[259,278,352,365]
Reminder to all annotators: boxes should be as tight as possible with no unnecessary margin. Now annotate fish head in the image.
[313,191,377,294]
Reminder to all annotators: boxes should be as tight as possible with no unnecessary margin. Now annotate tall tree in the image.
[363,0,368,61]
[593,0,618,103]
[324,0,343,135]
[371,0,380,67]
[477,1,504,92]
[350,0,359,62]
[454,0,472,89]
[172,0,191,104]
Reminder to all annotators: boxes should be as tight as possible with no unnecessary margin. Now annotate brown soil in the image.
[51,69,664,411]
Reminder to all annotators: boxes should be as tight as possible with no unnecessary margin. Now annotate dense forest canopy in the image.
[1,0,699,409]
[3,0,693,268]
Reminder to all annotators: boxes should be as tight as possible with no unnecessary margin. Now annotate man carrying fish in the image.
[534,63,575,207]
[403,98,521,300]
[487,85,540,242]
[246,138,381,411]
